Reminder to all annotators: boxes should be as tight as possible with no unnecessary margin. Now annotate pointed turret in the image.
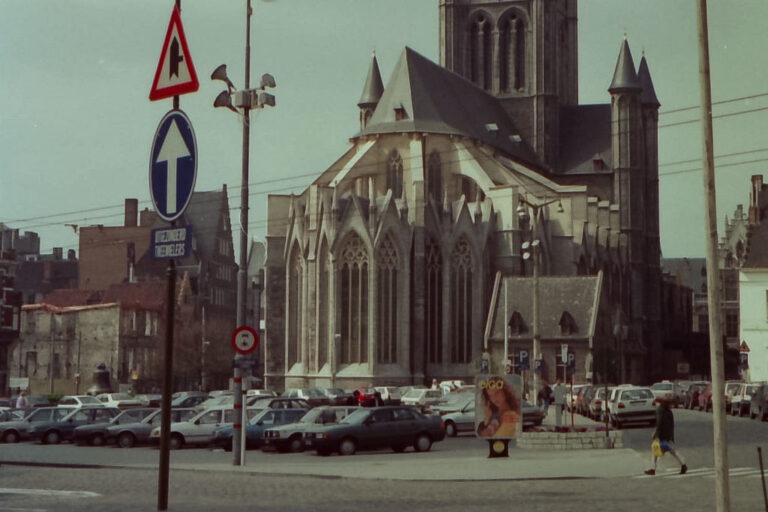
[637,55,660,107]
[608,39,641,93]
[358,52,384,130]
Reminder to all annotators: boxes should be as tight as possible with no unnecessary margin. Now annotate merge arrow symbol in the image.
[155,119,191,215]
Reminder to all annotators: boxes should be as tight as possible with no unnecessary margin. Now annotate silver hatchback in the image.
[610,387,656,429]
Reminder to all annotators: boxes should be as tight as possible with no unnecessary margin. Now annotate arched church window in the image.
[425,237,443,364]
[387,150,403,199]
[317,239,330,369]
[499,13,525,92]
[451,237,473,364]
[340,234,369,364]
[427,152,442,203]
[468,14,492,90]
[377,234,398,364]
[287,243,303,367]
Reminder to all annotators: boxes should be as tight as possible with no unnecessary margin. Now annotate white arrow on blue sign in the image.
[149,109,197,222]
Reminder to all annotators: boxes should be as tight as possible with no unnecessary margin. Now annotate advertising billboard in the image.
[474,374,523,440]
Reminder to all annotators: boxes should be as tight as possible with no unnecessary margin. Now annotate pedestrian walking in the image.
[537,381,553,417]
[552,379,566,426]
[645,397,687,475]
[15,390,28,409]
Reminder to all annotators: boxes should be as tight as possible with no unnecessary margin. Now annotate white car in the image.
[610,387,657,429]
[400,388,444,407]
[95,393,142,409]
[150,406,259,449]
[650,381,679,406]
[57,395,103,408]
[246,389,277,398]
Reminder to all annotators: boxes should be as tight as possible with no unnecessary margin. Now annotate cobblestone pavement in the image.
[0,464,765,512]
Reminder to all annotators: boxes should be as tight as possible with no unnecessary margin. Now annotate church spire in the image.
[637,55,660,107]
[608,38,641,93]
[358,51,384,130]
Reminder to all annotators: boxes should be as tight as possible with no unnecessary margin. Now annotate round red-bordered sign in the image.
[231,325,259,355]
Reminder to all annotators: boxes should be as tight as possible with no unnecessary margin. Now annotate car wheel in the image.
[169,434,184,450]
[44,431,61,445]
[444,421,457,438]
[339,438,356,456]
[118,432,135,448]
[751,410,757,420]
[414,434,432,453]
[91,434,105,447]
[288,436,304,453]
[3,430,20,443]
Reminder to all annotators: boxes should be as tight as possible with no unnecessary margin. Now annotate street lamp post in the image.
[211,0,276,466]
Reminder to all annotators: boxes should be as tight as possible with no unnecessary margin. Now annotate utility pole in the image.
[200,305,207,392]
[48,310,54,394]
[696,1,730,510]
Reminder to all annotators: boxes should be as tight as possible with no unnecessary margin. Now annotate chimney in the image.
[125,199,138,227]
[749,175,764,225]
[67,249,76,260]
[139,208,156,227]
[53,247,63,260]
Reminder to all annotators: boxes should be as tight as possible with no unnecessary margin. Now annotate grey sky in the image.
[1,0,766,259]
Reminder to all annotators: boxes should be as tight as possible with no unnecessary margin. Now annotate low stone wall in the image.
[517,429,624,450]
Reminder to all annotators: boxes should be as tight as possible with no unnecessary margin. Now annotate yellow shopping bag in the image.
[651,438,664,458]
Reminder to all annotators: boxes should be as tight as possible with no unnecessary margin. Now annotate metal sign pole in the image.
[158,258,176,511]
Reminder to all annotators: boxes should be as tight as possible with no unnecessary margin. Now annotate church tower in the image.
[358,52,384,130]
[439,0,578,169]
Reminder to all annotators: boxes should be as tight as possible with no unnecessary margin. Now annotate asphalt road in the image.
[1,408,767,511]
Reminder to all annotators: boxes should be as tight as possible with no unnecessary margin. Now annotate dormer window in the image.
[508,311,527,335]
[559,311,577,336]
[394,105,408,121]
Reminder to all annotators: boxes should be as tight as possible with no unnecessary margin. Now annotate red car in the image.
[354,388,382,407]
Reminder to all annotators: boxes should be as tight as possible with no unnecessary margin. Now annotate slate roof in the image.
[637,56,660,107]
[608,39,641,92]
[558,104,613,173]
[487,275,602,341]
[359,47,544,169]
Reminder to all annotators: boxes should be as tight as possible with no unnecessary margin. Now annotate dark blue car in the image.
[28,406,120,444]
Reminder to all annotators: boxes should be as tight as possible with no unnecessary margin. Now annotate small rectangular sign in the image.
[151,226,191,259]
[9,377,29,389]
[233,358,259,369]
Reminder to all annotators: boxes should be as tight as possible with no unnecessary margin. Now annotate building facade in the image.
[265,0,666,389]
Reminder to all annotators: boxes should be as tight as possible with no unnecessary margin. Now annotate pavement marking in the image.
[634,467,764,480]
[0,508,48,512]
[0,489,100,498]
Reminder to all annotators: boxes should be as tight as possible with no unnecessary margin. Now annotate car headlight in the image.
[273,432,280,438]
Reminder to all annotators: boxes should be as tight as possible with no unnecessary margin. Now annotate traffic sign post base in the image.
[488,439,509,458]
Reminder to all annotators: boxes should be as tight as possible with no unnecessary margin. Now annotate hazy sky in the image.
[1,0,767,259]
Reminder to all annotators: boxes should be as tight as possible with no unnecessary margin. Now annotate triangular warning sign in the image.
[149,6,199,101]
[740,341,750,353]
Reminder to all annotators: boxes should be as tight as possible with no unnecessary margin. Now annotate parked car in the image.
[400,388,444,408]
[579,386,598,416]
[207,390,233,398]
[95,393,143,409]
[57,395,104,408]
[246,389,277,399]
[73,407,156,446]
[246,397,311,410]
[731,383,762,417]
[683,381,709,409]
[319,388,355,405]
[441,399,476,437]
[650,381,679,406]
[565,384,589,412]
[170,394,208,408]
[0,407,76,443]
[609,387,656,428]
[428,392,474,417]
[282,388,330,407]
[304,406,445,456]
[150,406,257,449]
[587,387,612,420]
[0,409,26,423]
[106,408,196,448]
[28,406,120,444]
[134,394,162,407]
[750,384,768,421]
[373,387,402,405]
[674,380,692,405]
[353,388,382,407]
[263,406,359,452]
[697,383,713,411]
[212,408,308,451]
[724,381,743,414]
[195,394,235,411]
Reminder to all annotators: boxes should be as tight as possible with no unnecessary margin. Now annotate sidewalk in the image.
[541,406,604,428]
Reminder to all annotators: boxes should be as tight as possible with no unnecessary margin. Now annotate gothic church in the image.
[265,0,663,389]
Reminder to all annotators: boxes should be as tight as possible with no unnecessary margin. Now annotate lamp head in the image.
[259,73,276,89]
[556,200,565,214]
[213,90,238,113]
[211,64,236,90]
[257,91,276,108]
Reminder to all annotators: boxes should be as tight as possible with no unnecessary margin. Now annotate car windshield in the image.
[651,383,672,390]
[306,389,325,398]
[78,396,102,405]
[747,385,761,395]
[621,389,653,400]
[299,408,325,423]
[403,389,423,398]
[440,393,473,407]
[340,409,370,424]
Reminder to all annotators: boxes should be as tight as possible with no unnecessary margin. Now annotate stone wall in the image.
[517,429,624,450]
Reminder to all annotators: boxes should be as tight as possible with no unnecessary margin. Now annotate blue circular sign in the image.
[149,109,197,222]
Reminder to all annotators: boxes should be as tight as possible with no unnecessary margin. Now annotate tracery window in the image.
[451,238,473,363]
[340,234,368,364]
[377,235,398,364]
[468,14,492,90]
[387,150,403,199]
[425,238,443,364]
[499,14,526,92]
[427,152,442,203]
[287,244,303,367]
